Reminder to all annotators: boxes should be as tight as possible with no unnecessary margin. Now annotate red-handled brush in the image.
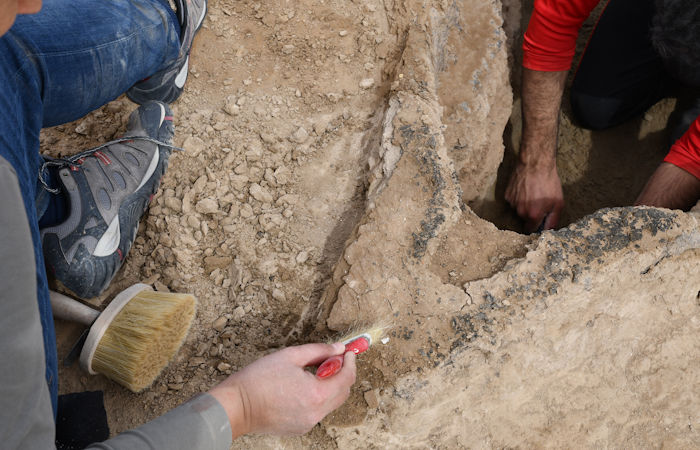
[316,326,385,379]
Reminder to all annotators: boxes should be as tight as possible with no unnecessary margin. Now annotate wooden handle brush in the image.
[50,283,197,392]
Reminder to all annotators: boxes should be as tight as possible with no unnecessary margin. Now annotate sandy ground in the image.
[50,0,403,445]
[45,0,699,448]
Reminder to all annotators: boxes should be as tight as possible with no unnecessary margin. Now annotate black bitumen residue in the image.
[479,291,503,311]
[557,207,677,264]
[448,311,485,353]
[419,336,447,367]
[397,124,457,259]
[429,208,681,371]
[393,326,414,340]
[412,210,446,258]
[497,207,679,306]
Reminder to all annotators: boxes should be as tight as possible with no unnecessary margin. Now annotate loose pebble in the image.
[196,198,219,214]
[233,306,246,319]
[165,197,182,213]
[272,288,286,301]
[212,316,228,332]
[296,251,309,264]
[204,256,233,271]
[187,215,201,229]
[249,183,274,203]
[359,78,375,89]
[290,126,309,144]
[363,390,379,409]
[183,136,206,157]
[189,357,205,367]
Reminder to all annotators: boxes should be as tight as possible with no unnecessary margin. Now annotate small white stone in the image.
[273,166,291,185]
[290,126,309,144]
[313,117,330,135]
[224,101,240,116]
[183,136,206,157]
[229,175,249,191]
[212,316,228,332]
[217,362,231,372]
[359,78,375,89]
[195,198,219,215]
[193,175,208,194]
[249,183,273,203]
[164,197,182,213]
[296,251,309,264]
[186,215,200,229]
[233,306,246,319]
[240,203,254,218]
[381,337,390,345]
[75,120,90,135]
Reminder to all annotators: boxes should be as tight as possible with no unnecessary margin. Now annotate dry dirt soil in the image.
[45,0,699,448]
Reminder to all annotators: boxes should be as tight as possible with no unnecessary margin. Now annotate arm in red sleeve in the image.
[665,116,700,180]
[523,0,601,71]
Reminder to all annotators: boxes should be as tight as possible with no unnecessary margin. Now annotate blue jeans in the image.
[0,0,180,416]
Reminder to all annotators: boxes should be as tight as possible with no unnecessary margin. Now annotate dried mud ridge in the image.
[400,123,451,259]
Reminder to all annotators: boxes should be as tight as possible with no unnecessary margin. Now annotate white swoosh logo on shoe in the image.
[93,217,120,257]
[175,57,189,89]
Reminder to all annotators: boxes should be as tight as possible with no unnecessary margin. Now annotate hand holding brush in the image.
[316,324,386,379]
[209,343,356,437]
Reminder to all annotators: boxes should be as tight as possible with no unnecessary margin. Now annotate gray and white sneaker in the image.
[41,101,175,298]
[127,0,208,104]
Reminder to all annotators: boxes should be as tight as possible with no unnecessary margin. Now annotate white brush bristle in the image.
[335,322,389,347]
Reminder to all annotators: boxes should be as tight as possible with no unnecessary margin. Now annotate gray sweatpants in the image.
[0,156,232,449]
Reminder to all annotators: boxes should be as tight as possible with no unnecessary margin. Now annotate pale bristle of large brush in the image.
[91,290,197,392]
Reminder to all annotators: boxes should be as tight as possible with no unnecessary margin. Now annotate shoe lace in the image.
[39,136,184,194]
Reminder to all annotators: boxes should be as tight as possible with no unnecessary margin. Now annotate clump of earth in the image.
[46,0,700,448]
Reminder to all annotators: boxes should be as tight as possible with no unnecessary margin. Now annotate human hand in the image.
[505,160,564,232]
[209,343,356,438]
[0,0,42,36]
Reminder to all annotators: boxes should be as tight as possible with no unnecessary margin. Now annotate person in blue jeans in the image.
[0,0,357,447]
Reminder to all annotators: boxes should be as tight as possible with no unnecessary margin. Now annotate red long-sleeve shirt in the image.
[523,0,700,179]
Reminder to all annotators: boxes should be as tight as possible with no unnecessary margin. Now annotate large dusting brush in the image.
[50,283,197,392]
